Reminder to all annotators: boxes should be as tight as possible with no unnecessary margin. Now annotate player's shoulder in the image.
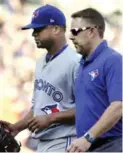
[104,47,122,62]
[102,47,122,72]
[36,52,47,64]
[64,45,81,62]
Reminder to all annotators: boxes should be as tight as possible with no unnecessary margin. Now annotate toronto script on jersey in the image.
[34,78,63,102]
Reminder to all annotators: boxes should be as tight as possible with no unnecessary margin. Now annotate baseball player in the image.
[0,4,81,152]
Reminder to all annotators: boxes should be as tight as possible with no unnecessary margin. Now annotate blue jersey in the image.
[74,40,122,138]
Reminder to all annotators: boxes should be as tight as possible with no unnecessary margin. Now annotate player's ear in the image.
[53,25,61,34]
[88,27,96,39]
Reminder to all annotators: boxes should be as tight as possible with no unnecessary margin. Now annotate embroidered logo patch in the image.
[50,19,55,23]
[32,10,39,18]
[41,104,60,115]
[89,69,99,81]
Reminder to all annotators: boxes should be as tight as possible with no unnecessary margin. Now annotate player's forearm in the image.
[14,110,33,131]
[49,108,75,124]
[88,101,122,138]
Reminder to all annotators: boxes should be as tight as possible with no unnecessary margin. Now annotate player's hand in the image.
[27,115,52,133]
[0,120,20,137]
[67,137,92,152]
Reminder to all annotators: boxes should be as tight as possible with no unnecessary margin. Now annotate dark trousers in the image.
[88,136,122,152]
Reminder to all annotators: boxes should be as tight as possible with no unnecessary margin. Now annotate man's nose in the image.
[32,31,37,37]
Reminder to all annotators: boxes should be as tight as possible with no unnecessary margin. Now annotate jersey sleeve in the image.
[105,53,122,102]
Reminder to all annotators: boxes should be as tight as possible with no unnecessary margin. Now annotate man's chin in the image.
[74,45,80,52]
[36,45,41,48]
[75,46,84,55]
[75,47,81,54]
[36,44,44,48]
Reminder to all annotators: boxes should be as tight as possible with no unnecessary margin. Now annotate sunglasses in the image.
[70,26,97,36]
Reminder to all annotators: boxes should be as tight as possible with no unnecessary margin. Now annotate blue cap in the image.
[21,4,66,30]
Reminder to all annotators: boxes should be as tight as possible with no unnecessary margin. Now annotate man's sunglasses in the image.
[70,26,98,36]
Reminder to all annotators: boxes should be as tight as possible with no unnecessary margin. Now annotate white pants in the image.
[37,136,76,152]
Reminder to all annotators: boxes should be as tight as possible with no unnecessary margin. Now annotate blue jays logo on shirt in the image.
[41,104,60,115]
[89,69,99,81]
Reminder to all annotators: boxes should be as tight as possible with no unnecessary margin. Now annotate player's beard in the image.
[36,39,54,49]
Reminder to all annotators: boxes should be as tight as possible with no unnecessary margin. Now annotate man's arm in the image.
[28,108,75,132]
[14,110,33,131]
[89,101,122,138]
[89,54,122,138]
[50,108,75,124]
[0,110,33,136]
[67,101,122,152]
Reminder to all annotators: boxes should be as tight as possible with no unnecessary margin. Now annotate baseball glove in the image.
[0,123,21,152]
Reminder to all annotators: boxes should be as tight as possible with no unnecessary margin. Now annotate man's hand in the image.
[67,137,92,152]
[27,115,52,133]
[0,120,20,137]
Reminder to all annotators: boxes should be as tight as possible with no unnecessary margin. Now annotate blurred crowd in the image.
[0,0,122,152]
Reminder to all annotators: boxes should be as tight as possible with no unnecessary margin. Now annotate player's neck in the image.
[47,38,67,55]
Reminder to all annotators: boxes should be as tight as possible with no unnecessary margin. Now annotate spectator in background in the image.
[104,10,122,52]
[0,2,36,151]
[67,8,122,152]
[0,20,4,72]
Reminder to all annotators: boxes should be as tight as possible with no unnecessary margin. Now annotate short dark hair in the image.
[71,8,105,38]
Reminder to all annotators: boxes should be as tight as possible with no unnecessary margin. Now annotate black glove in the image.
[0,123,21,152]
